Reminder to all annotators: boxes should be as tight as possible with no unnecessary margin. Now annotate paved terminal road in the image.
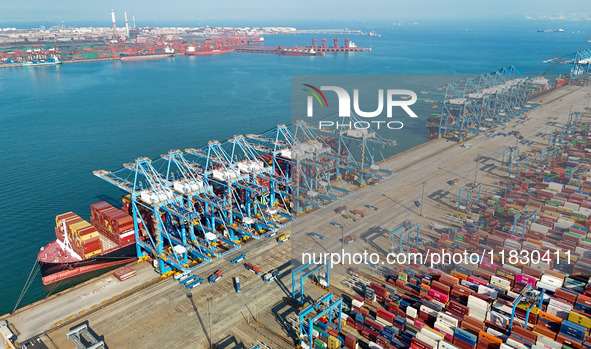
[2,84,588,348]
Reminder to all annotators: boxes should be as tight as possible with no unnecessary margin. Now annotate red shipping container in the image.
[377,307,396,325]
[83,242,101,254]
[344,334,356,349]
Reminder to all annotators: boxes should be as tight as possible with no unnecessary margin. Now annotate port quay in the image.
[4,6,591,349]
[2,66,591,348]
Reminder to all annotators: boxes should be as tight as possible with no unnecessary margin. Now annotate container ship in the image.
[120,47,174,61]
[21,55,62,67]
[248,34,264,45]
[281,48,325,56]
[426,113,455,138]
[185,46,231,56]
[37,200,139,285]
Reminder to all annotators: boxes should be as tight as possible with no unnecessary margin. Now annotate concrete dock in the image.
[2,83,588,348]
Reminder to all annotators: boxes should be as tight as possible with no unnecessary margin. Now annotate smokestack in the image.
[132,16,136,29]
[124,11,130,37]
[111,9,117,39]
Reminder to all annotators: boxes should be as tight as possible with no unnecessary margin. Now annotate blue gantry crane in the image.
[430,67,541,141]
[93,118,396,277]
[298,293,343,348]
[458,181,481,210]
[390,220,420,253]
[291,261,330,306]
[512,208,537,237]
[94,157,207,275]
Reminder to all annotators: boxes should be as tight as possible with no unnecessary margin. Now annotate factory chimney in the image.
[111,9,117,39]
[133,16,136,29]
[124,11,130,38]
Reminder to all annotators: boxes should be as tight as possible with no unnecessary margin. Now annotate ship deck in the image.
[2,84,588,348]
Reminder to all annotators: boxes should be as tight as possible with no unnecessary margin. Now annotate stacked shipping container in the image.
[90,201,135,245]
[55,212,102,259]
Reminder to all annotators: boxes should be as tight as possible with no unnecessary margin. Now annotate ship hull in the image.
[120,53,173,61]
[186,49,230,56]
[22,61,62,67]
[281,51,324,56]
[38,242,138,285]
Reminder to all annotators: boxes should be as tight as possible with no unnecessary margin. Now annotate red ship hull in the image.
[186,49,230,56]
[38,240,138,285]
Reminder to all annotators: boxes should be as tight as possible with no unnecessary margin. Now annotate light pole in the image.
[420,182,425,217]
[474,154,480,182]
[208,297,213,348]
[341,226,345,257]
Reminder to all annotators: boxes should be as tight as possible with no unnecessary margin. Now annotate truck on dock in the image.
[231,254,246,264]
[0,320,17,344]
[330,221,342,228]
[263,269,279,282]
[174,271,190,281]
[208,270,223,284]
[277,233,290,243]
[181,275,198,286]
[234,277,241,292]
[245,263,261,275]
[342,213,359,222]
[365,204,379,210]
[187,278,204,289]
[335,206,347,213]
[344,235,358,245]
[351,209,366,217]
[308,232,325,239]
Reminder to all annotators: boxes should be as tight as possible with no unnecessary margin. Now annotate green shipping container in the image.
[545,201,560,207]
[314,338,325,348]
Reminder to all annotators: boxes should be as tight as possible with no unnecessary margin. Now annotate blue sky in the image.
[3,0,591,23]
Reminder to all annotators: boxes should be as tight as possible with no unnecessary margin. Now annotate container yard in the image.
[2,71,591,348]
[2,66,591,349]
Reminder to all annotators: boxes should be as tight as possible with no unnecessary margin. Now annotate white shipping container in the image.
[416,332,439,348]
[541,274,563,288]
[530,223,550,234]
[406,306,418,319]
[439,341,460,349]
[536,335,562,349]
[468,295,491,310]
[487,310,509,328]
[505,338,529,349]
[437,312,459,328]
[490,275,511,290]
[548,183,564,192]
[419,305,438,318]
[434,322,454,337]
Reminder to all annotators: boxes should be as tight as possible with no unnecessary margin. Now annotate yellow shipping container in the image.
[517,303,539,314]
[80,231,100,241]
[328,336,340,349]
[423,326,445,340]
[398,272,408,282]
[568,311,591,329]
[55,212,76,227]
[542,210,560,218]
[525,238,543,249]
[85,250,102,259]
[70,221,93,235]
